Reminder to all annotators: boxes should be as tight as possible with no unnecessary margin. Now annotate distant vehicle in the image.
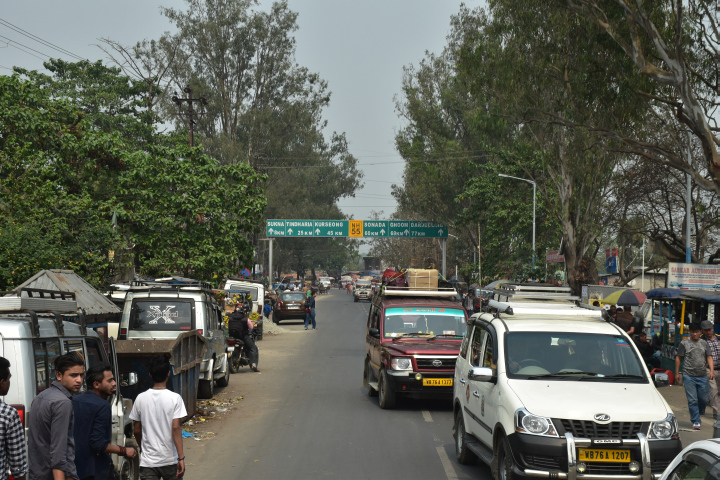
[354,280,373,302]
[273,291,307,323]
[225,279,265,317]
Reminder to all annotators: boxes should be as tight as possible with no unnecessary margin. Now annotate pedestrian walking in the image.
[28,351,85,480]
[0,356,28,480]
[701,319,720,417]
[305,290,317,330]
[74,363,137,480]
[346,282,352,295]
[676,323,714,430]
[463,290,474,316]
[130,355,187,480]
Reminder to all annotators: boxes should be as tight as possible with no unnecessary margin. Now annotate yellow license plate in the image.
[578,449,631,463]
[422,378,453,386]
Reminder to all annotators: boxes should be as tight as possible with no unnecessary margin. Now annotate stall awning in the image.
[646,288,685,299]
[680,290,720,303]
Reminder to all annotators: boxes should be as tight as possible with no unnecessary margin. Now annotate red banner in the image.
[546,250,565,263]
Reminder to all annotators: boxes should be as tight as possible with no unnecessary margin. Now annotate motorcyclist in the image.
[228,304,259,372]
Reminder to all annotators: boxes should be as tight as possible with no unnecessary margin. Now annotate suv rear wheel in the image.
[453,410,478,465]
[378,369,397,409]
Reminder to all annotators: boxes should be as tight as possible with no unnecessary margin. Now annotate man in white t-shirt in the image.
[130,355,187,479]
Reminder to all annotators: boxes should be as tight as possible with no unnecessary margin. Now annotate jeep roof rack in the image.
[0,288,85,337]
[381,285,458,298]
[132,278,214,290]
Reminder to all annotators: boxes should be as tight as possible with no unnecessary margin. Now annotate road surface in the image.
[183,288,491,479]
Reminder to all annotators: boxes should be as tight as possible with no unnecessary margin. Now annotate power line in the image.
[0,18,84,61]
[0,34,53,61]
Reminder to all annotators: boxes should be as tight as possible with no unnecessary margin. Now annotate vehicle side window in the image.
[459,327,472,359]
[367,305,374,328]
[482,334,496,369]
[668,459,712,480]
[64,339,84,356]
[84,338,105,367]
[470,327,486,367]
[34,339,61,394]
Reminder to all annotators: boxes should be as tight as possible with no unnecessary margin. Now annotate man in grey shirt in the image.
[28,351,85,480]
[676,323,714,430]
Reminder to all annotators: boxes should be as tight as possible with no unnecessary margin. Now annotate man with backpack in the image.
[228,304,259,372]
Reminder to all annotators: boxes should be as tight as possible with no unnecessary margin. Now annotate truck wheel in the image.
[378,369,397,409]
[216,357,230,387]
[364,360,377,397]
[494,435,519,480]
[454,410,478,465]
[198,376,214,399]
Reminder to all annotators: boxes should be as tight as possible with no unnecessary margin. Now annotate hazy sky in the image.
[0,0,474,222]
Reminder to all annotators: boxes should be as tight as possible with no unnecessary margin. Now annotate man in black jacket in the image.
[228,305,259,372]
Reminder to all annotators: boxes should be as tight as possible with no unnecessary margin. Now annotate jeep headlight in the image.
[648,414,678,440]
[390,357,413,371]
[515,408,558,437]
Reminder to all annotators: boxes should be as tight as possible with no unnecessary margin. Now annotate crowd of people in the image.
[0,353,186,480]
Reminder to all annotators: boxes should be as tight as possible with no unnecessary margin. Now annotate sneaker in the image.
[305,327,308,330]
[693,423,701,430]
[251,364,259,372]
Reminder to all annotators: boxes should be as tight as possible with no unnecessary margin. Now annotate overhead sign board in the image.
[667,262,720,290]
[266,220,448,238]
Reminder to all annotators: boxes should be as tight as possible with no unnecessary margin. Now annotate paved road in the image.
[184,288,491,480]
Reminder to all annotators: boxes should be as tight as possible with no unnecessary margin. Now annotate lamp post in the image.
[498,174,536,267]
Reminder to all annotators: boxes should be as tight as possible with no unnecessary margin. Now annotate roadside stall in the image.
[677,290,720,333]
[645,288,686,372]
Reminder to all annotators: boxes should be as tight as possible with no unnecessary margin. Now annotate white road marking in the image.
[422,410,433,422]
[436,446,459,480]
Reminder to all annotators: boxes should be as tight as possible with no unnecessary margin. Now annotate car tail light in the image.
[119,328,127,340]
[277,301,282,308]
[227,339,235,346]
[10,404,25,428]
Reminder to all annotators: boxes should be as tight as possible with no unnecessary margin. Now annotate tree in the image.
[564,0,720,194]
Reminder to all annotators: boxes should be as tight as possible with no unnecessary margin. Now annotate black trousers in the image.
[241,334,259,366]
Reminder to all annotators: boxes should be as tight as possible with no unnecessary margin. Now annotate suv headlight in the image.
[648,414,678,440]
[390,357,413,371]
[515,408,558,437]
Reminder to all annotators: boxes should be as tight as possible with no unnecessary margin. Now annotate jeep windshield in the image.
[356,281,371,289]
[130,299,194,331]
[506,332,647,382]
[383,307,466,339]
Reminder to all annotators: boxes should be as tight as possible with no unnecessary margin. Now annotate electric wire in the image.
[0,18,85,61]
[0,34,53,61]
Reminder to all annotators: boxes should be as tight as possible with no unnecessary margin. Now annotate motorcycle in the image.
[228,300,257,373]
[227,328,258,373]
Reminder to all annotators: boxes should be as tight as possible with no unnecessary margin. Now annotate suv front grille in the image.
[523,454,562,470]
[560,419,646,439]
[415,357,456,370]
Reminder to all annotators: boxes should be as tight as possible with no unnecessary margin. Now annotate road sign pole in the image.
[442,238,447,278]
[269,238,273,288]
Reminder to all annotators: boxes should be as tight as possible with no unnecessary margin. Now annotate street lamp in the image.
[498,173,536,267]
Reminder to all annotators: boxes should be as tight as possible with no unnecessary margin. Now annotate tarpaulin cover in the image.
[646,288,684,299]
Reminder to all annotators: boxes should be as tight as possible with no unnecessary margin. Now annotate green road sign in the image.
[362,220,388,237]
[266,220,447,238]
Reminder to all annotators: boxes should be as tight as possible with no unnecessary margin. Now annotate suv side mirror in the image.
[467,366,494,382]
[120,372,138,387]
[368,328,380,338]
[652,372,669,388]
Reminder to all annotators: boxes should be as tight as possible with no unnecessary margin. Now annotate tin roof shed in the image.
[15,270,121,320]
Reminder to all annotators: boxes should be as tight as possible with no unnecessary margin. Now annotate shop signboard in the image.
[667,262,720,290]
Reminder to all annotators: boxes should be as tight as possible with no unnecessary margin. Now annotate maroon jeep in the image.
[363,288,467,409]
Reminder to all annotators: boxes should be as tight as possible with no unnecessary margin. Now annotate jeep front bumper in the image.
[507,431,680,479]
[385,370,454,398]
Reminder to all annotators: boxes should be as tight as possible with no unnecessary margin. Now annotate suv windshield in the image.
[356,281,371,288]
[506,332,647,382]
[383,307,467,338]
[130,299,193,331]
[280,293,305,302]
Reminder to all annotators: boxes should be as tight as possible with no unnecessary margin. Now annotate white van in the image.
[0,289,139,479]
[225,279,265,317]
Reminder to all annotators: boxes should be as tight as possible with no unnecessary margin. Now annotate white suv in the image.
[452,286,681,479]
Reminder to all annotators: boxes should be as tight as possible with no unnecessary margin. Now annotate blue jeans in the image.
[683,374,710,424]
[304,308,316,329]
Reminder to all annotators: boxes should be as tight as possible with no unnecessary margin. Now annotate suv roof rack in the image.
[493,283,579,301]
[381,286,458,298]
[132,278,214,290]
[0,288,85,337]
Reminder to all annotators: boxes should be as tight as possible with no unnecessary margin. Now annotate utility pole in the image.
[172,87,208,147]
